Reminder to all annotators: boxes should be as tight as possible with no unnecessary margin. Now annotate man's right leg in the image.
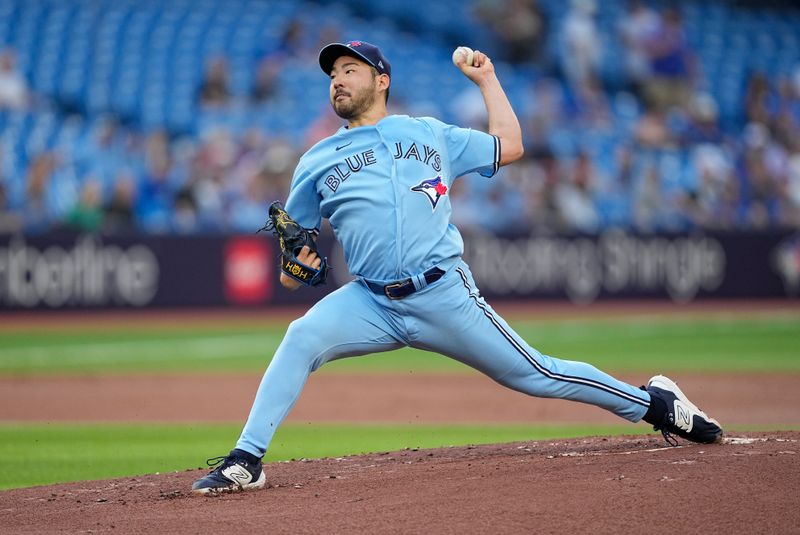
[193,282,404,494]
[235,281,405,458]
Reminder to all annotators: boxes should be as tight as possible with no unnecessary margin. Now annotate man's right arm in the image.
[454,51,524,166]
[280,161,324,290]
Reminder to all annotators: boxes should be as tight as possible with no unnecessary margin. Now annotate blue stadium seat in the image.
[1,0,798,233]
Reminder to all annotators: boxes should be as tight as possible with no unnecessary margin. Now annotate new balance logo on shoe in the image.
[222,464,253,485]
[673,400,694,433]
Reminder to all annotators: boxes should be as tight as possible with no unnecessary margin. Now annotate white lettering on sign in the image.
[465,231,726,304]
[0,236,159,307]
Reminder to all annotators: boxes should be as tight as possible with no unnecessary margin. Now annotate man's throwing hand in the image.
[452,46,495,85]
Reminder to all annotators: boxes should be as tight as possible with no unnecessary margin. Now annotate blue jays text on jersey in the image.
[323,142,445,194]
[285,115,500,283]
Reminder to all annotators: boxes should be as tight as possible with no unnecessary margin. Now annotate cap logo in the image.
[378,60,384,69]
[348,41,362,47]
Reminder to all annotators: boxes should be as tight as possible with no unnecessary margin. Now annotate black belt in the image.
[364,267,446,300]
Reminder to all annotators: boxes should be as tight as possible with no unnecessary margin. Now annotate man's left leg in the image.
[407,261,721,443]
[406,262,650,422]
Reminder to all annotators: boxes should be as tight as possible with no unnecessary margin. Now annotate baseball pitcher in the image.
[192,41,722,495]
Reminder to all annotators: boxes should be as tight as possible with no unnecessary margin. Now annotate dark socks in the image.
[231,448,261,464]
[642,386,668,426]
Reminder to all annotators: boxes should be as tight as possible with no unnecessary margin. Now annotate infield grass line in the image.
[0,422,641,490]
[0,314,798,374]
[0,333,284,369]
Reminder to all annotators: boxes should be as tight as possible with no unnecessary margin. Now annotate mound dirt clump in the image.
[1,432,797,534]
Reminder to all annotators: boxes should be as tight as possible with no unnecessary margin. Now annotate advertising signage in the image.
[0,230,797,310]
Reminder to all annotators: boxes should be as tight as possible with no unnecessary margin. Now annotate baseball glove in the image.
[258,201,329,286]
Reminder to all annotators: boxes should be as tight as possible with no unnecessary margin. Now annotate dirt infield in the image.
[2,300,798,425]
[1,373,798,534]
[1,432,797,534]
[1,373,799,426]
[1,301,798,532]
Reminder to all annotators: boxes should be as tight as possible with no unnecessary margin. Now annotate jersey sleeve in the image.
[425,117,501,178]
[284,163,322,232]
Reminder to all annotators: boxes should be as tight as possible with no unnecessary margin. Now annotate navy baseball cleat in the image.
[645,375,723,446]
[192,449,266,496]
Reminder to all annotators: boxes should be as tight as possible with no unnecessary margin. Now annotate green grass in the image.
[1,311,797,491]
[0,422,648,490]
[1,314,798,374]
[2,421,796,491]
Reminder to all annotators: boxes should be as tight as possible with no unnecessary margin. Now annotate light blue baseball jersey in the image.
[285,115,500,282]
[233,114,651,460]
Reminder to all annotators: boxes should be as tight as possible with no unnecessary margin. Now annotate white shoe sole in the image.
[192,469,267,496]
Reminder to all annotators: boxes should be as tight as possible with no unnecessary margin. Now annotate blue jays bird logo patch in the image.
[411,176,448,210]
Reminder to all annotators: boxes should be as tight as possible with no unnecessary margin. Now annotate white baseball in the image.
[452,46,474,67]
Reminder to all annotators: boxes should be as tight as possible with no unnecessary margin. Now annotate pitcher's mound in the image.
[2,432,797,534]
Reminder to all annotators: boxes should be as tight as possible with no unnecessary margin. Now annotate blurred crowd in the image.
[459,0,800,233]
[2,0,800,236]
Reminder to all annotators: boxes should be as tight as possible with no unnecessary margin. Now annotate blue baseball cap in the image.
[318,41,391,77]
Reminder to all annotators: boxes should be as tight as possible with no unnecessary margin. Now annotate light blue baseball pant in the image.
[236,260,651,457]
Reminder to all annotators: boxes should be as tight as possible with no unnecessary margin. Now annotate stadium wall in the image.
[0,230,797,310]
